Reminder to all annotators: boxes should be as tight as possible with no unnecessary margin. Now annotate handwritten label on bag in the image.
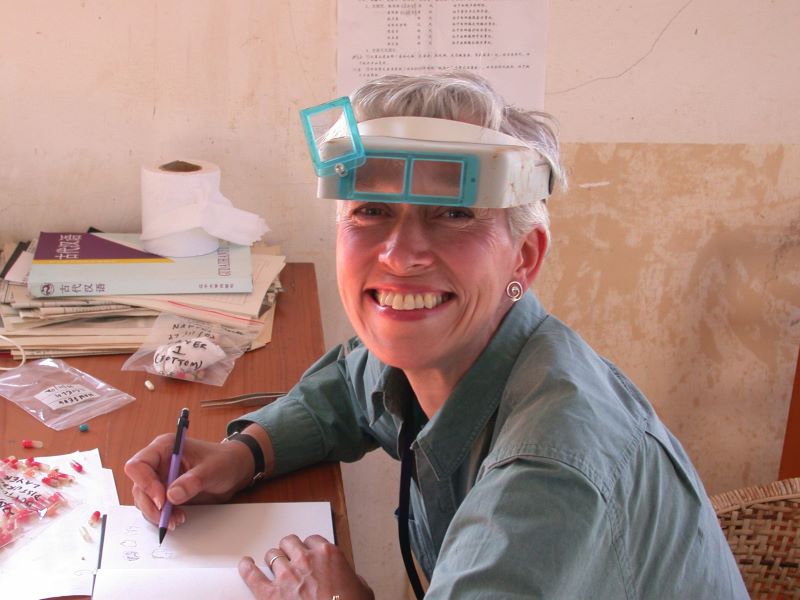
[0,471,46,509]
[34,384,100,411]
[153,337,226,376]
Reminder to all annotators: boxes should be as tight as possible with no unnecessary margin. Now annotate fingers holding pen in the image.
[125,432,199,529]
[129,472,186,530]
[126,431,255,533]
[125,433,174,524]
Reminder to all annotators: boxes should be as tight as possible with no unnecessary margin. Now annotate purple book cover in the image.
[33,232,170,264]
[27,232,253,297]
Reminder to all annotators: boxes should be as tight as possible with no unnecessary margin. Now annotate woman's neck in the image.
[403,367,463,419]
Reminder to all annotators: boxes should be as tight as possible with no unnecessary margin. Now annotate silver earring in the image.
[506,281,523,302]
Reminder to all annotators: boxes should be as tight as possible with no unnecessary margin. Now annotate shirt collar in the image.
[366,292,544,478]
[416,292,548,478]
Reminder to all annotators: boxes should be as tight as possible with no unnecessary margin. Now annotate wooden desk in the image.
[779,345,800,479]
[0,263,351,561]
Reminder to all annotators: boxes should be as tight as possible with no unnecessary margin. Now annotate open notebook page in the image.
[93,502,334,600]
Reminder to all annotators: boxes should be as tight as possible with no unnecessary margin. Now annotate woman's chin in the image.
[362,335,444,371]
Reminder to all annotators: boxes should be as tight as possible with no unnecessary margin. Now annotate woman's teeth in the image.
[375,291,445,310]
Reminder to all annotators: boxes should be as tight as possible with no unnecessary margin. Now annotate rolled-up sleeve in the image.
[227,344,380,476]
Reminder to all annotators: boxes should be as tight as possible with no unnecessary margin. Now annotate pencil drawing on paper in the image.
[152,546,176,559]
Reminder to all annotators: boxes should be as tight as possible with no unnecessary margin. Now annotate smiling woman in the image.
[335,200,530,399]
[124,71,748,600]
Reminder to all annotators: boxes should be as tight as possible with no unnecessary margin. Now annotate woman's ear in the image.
[513,226,548,288]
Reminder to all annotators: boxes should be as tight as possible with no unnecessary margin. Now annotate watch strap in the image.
[223,431,266,484]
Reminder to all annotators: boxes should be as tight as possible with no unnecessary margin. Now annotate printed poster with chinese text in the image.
[338,0,548,110]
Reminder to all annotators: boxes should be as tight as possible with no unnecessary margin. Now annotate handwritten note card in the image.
[93,502,334,600]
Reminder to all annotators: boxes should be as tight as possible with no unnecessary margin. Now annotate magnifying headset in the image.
[300,97,553,208]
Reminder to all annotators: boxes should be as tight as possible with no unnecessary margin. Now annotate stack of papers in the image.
[0,449,119,599]
[0,238,286,359]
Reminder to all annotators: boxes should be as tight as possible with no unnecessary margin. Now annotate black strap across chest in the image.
[398,407,425,599]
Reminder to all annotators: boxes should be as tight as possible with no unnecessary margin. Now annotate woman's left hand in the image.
[239,534,375,600]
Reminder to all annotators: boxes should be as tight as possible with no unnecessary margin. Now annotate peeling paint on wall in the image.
[536,142,800,493]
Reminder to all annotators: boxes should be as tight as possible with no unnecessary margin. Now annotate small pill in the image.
[70,460,84,473]
[79,525,92,542]
[144,380,155,391]
[21,440,43,449]
[78,423,89,432]
[89,510,102,527]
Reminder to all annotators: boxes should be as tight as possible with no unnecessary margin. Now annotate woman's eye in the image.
[441,208,473,219]
[351,203,388,219]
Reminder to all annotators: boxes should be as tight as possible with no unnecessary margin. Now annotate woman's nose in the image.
[378,216,434,273]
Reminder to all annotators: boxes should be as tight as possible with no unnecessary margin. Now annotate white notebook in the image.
[93,502,334,599]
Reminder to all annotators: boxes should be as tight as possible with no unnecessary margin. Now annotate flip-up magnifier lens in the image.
[300,97,365,177]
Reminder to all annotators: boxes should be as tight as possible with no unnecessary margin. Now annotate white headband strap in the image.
[357,116,532,149]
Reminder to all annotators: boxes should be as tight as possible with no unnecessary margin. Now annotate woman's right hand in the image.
[124,433,253,531]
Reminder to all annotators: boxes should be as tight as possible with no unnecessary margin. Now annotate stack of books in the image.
[0,232,286,359]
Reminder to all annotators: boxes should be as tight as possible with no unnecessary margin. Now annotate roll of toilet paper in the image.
[140,159,268,257]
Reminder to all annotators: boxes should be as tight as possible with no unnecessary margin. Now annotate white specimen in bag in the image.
[152,337,226,378]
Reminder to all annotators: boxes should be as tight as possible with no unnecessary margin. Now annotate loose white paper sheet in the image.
[0,448,119,600]
[94,502,334,599]
[92,567,257,599]
[338,0,549,110]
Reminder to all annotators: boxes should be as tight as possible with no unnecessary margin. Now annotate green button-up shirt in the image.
[230,293,747,599]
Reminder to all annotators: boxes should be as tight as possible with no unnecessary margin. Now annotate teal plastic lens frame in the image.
[300,97,366,177]
[338,151,479,206]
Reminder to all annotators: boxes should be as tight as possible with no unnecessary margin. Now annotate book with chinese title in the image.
[27,232,253,298]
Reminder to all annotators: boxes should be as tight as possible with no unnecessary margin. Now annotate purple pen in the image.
[158,407,190,544]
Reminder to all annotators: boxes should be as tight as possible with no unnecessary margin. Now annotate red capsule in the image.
[89,510,102,527]
[21,440,44,449]
[14,509,34,524]
[69,460,84,473]
[47,469,72,480]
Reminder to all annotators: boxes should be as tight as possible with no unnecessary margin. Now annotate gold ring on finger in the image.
[268,553,288,569]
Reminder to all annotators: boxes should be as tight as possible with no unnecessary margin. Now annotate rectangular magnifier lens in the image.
[353,157,406,194]
[410,159,463,199]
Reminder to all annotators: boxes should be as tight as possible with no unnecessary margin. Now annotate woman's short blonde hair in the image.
[348,71,566,243]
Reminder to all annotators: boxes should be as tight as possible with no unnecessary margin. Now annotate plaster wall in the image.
[2,2,798,598]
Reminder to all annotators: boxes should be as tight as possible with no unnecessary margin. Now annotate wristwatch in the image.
[222,431,267,485]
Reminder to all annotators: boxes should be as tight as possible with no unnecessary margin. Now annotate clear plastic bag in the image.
[121,313,259,386]
[0,358,135,430]
[0,460,80,552]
